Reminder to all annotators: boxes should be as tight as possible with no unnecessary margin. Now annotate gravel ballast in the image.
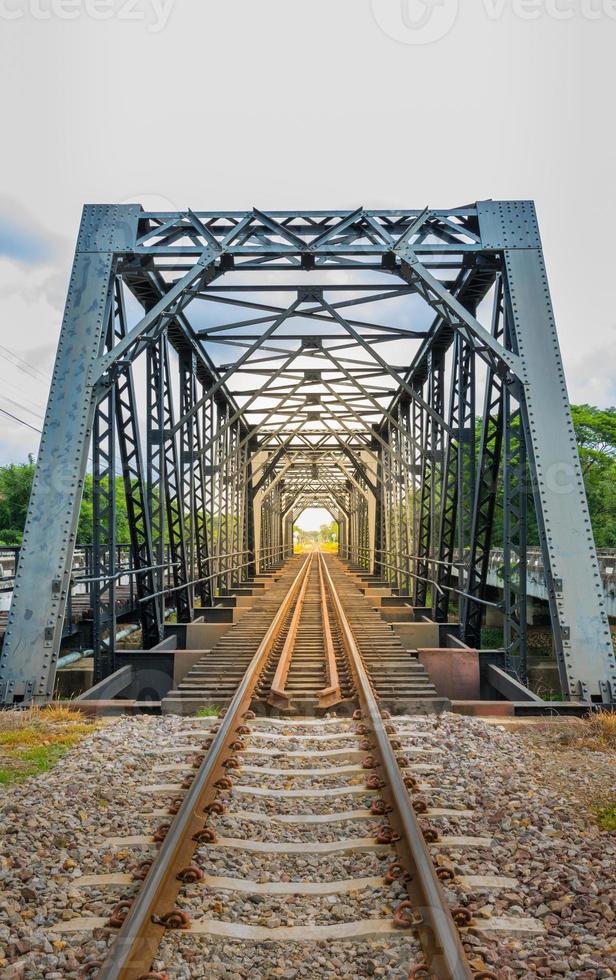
[0,712,614,978]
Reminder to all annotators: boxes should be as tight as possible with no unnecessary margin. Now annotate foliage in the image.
[0,456,36,545]
[570,405,616,547]
[0,463,130,546]
[0,705,97,785]
[596,802,616,831]
[319,521,338,543]
[2,404,616,549]
[471,402,616,549]
[293,520,338,545]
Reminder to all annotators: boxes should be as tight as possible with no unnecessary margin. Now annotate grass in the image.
[595,802,616,831]
[0,704,97,785]
[525,710,616,752]
[511,711,616,835]
[584,710,616,749]
[195,705,221,718]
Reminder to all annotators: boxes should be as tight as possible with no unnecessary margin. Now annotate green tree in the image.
[0,461,131,546]
[3,406,616,550]
[0,456,36,545]
[318,520,338,543]
[571,405,616,547]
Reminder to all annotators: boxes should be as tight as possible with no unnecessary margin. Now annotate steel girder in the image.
[0,201,613,705]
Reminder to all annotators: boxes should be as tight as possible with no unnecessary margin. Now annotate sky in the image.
[295,507,335,533]
[0,0,615,466]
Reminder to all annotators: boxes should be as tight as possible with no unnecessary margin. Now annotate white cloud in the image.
[0,255,67,462]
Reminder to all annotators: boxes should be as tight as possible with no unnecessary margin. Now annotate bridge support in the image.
[0,201,613,705]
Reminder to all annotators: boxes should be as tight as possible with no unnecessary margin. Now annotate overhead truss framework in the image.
[0,201,613,705]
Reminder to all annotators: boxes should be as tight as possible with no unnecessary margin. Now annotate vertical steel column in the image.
[495,205,614,699]
[462,277,505,648]
[193,382,212,606]
[147,338,166,630]
[245,437,257,578]
[179,352,196,611]
[415,354,443,607]
[435,337,474,622]
[91,366,116,683]
[0,206,122,704]
[373,431,384,577]
[502,390,528,680]
[113,282,161,648]
[162,342,192,622]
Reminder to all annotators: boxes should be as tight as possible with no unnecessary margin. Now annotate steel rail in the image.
[316,551,342,709]
[268,551,314,710]
[320,556,473,980]
[96,554,311,980]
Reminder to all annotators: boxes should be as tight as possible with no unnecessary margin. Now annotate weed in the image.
[596,802,616,832]
[0,705,97,786]
[195,706,220,718]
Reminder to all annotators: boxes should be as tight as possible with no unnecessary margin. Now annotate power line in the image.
[0,393,45,422]
[0,344,51,383]
[0,406,42,435]
[0,375,46,413]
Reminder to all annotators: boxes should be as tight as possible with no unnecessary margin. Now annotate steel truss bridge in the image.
[0,201,614,706]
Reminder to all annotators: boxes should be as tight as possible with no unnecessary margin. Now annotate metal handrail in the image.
[139,546,290,603]
[73,561,180,586]
[347,546,500,610]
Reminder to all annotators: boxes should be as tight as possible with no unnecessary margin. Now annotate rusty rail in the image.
[96,555,311,980]
[316,551,342,709]
[267,551,314,709]
[320,555,473,980]
[98,551,472,980]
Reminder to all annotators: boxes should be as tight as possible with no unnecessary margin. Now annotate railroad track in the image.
[58,552,540,979]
